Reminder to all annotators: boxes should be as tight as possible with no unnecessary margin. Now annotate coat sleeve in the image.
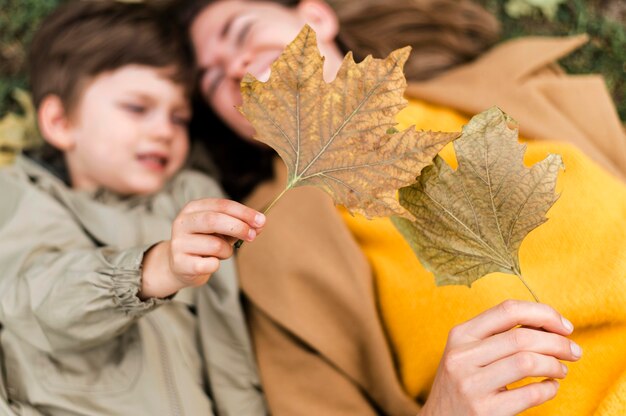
[238,183,421,416]
[0,174,168,353]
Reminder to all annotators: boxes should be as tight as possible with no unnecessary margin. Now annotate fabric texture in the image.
[0,157,266,416]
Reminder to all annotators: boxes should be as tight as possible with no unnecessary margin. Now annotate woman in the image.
[176,0,626,415]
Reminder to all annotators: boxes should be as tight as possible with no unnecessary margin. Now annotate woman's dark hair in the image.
[175,0,298,201]
[186,96,277,202]
[329,0,501,81]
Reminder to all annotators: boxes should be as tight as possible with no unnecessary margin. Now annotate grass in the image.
[0,0,63,116]
[1,0,625,121]
[477,0,626,122]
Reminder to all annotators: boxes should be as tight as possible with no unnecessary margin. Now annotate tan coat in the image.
[237,36,626,416]
[407,35,626,181]
[0,157,266,416]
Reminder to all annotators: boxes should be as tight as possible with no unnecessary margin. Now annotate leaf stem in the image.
[513,268,540,303]
[262,186,290,216]
[234,186,291,249]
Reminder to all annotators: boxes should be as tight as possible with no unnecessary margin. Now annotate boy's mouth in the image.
[137,152,168,171]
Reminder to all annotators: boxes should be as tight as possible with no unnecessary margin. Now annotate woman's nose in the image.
[225,52,252,82]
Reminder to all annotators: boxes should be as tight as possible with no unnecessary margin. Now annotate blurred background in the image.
[1,0,625,120]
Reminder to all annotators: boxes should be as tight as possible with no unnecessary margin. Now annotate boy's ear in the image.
[297,0,339,42]
[38,95,76,151]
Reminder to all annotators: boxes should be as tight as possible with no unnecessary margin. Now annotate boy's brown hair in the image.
[29,0,195,114]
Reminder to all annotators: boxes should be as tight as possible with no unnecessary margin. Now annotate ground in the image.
[1,0,625,121]
[477,0,625,122]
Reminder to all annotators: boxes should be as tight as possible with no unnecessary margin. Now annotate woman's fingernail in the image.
[561,363,568,375]
[561,317,574,333]
[255,213,266,227]
[570,341,582,358]
[247,228,257,241]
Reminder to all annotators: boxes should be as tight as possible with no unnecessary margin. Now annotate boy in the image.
[0,2,267,415]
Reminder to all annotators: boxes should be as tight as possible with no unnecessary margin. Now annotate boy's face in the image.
[63,65,190,195]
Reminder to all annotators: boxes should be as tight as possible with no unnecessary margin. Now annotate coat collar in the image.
[406,35,626,182]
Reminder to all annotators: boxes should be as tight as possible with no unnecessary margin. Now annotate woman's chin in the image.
[246,136,272,150]
[234,123,268,148]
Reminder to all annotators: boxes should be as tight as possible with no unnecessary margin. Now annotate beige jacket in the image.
[0,157,266,416]
[236,36,626,416]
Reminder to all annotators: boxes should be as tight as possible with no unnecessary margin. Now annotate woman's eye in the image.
[235,21,253,47]
[121,103,147,114]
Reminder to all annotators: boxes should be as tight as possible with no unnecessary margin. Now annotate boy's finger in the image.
[456,300,573,342]
[182,198,265,227]
[177,211,258,241]
[469,327,580,367]
[223,230,254,246]
[173,254,220,284]
[173,234,233,260]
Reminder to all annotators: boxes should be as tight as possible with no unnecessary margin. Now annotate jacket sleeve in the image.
[0,175,168,353]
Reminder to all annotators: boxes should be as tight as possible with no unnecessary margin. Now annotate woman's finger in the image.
[479,352,567,392]
[454,300,573,342]
[493,379,560,416]
[468,327,581,367]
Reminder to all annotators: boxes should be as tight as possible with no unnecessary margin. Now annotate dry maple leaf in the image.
[392,107,563,301]
[0,89,40,166]
[239,25,457,219]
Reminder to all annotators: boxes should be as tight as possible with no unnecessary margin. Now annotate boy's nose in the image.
[150,115,176,141]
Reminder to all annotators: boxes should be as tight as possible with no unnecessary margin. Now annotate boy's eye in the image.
[172,114,190,127]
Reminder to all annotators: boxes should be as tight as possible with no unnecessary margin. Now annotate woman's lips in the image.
[254,67,271,82]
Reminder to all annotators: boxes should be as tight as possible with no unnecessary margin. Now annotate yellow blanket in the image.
[341,100,626,415]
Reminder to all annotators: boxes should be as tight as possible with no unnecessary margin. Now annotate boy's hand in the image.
[419,300,581,416]
[140,198,265,299]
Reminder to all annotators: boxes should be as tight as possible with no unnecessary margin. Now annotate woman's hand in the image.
[140,198,265,299]
[420,300,582,416]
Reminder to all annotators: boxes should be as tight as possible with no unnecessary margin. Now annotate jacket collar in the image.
[15,155,172,248]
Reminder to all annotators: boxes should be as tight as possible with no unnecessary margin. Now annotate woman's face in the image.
[190,0,342,141]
